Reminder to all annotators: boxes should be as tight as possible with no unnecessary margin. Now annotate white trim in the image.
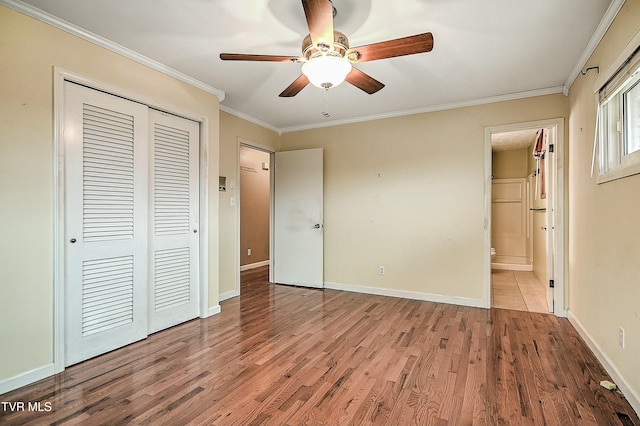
[594,28,640,93]
[240,260,270,271]
[0,364,55,395]
[484,118,566,317]
[483,131,493,309]
[239,138,278,154]
[237,139,277,294]
[0,0,224,101]
[491,263,533,272]
[220,105,281,135]
[568,310,640,416]
[325,281,486,309]
[219,290,240,302]
[281,86,565,133]
[597,162,640,184]
[223,86,566,135]
[198,117,211,320]
[53,68,212,374]
[207,305,222,317]
[52,68,66,374]
[564,0,626,93]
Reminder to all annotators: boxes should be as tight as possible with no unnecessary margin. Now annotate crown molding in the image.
[279,86,565,133]
[563,0,626,92]
[219,104,282,135]
[0,0,225,101]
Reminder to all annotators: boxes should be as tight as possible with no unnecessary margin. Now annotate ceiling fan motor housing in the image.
[302,31,349,60]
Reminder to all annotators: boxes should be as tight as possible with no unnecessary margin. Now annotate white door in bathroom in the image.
[491,178,528,264]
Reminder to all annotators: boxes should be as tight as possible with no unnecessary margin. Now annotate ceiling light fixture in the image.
[301,54,352,89]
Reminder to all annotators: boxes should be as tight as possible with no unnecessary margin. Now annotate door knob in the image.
[70,238,77,243]
[313,224,322,229]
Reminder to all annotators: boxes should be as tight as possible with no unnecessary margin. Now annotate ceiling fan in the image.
[220,0,434,98]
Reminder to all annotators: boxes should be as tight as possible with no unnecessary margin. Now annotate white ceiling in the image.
[491,129,539,151]
[14,0,615,132]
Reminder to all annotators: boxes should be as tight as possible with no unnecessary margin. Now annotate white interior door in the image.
[273,148,324,288]
[491,178,528,264]
[545,135,555,313]
[64,82,149,366]
[148,110,200,333]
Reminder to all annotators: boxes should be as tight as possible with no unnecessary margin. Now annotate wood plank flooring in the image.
[1,266,638,425]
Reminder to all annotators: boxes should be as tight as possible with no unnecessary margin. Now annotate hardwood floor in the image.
[491,269,549,313]
[1,266,638,425]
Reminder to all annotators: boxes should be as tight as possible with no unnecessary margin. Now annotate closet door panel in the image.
[64,82,149,366]
[148,110,200,333]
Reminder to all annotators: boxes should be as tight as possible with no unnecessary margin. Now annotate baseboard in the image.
[0,363,55,396]
[240,260,270,271]
[206,304,221,317]
[567,310,640,416]
[324,281,487,309]
[219,290,240,302]
[491,262,533,271]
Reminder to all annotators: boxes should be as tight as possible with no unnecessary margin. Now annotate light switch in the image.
[228,178,236,189]
[230,196,236,206]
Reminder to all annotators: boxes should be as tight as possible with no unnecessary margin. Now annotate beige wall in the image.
[0,6,220,382]
[492,149,529,178]
[281,95,568,303]
[567,1,640,401]
[218,111,279,297]
[240,146,271,265]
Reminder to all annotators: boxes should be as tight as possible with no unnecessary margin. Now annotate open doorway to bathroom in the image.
[485,119,565,316]
[239,143,272,285]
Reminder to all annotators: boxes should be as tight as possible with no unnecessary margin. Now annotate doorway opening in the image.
[484,119,565,316]
[237,141,274,294]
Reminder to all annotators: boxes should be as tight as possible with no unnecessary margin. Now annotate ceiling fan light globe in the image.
[302,55,352,89]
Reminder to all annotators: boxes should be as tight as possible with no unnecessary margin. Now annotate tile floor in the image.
[491,269,549,313]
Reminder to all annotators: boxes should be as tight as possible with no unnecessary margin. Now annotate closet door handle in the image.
[70,238,77,243]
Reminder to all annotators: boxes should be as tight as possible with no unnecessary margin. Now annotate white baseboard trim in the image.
[219,290,240,302]
[205,304,221,318]
[491,263,533,271]
[567,310,640,416]
[0,363,55,396]
[240,260,270,271]
[324,281,487,309]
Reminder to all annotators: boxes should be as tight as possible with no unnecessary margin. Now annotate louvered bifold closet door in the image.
[148,109,200,333]
[64,82,149,366]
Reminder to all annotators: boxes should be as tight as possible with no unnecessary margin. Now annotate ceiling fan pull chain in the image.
[322,86,330,117]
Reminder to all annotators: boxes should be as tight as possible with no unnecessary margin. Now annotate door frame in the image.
[234,138,276,296]
[52,68,211,373]
[484,118,566,316]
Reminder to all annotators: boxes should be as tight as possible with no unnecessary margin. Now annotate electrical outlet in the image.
[619,327,625,349]
[379,266,385,276]
[248,248,252,256]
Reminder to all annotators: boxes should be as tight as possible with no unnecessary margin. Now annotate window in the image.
[597,44,640,183]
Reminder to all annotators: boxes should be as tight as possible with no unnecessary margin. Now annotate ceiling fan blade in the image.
[220,53,300,62]
[348,32,434,63]
[345,68,385,94]
[279,74,310,97]
[302,0,334,51]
